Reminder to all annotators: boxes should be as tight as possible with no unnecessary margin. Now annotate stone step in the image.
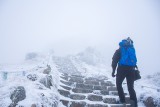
[84,80,99,85]
[110,104,131,107]
[70,94,86,100]
[76,83,93,90]
[109,91,128,96]
[85,77,108,82]
[100,90,109,95]
[60,99,69,106]
[103,97,117,104]
[103,97,131,104]
[85,77,99,81]
[69,77,84,83]
[87,104,108,107]
[107,86,117,91]
[101,81,115,86]
[72,88,93,93]
[61,73,68,77]
[60,85,72,91]
[60,100,131,107]
[93,85,108,90]
[70,74,84,78]
[87,94,103,101]
[109,91,118,96]
[58,89,70,97]
[93,90,101,95]
[60,80,74,86]
[60,76,68,81]
[69,101,86,107]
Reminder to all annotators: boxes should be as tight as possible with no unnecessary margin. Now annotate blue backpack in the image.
[119,39,137,66]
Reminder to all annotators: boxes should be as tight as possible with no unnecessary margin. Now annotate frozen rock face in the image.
[9,86,26,107]
[40,75,53,89]
[43,65,51,74]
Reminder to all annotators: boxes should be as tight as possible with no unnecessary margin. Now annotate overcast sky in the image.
[0,0,160,74]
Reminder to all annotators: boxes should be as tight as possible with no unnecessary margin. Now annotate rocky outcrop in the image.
[43,65,51,74]
[9,86,26,107]
[40,75,53,89]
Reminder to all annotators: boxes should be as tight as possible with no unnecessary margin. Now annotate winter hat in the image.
[119,37,133,47]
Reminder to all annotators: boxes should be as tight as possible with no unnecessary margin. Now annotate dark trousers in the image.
[116,66,137,107]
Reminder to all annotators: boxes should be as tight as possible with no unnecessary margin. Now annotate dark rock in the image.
[8,103,17,107]
[60,85,72,90]
[70,94,86,100]
[103,98,117,104]
[60,80,74,86]
[58,89,70,97]
[27,74,37,81]
[76,83,93,90]
[84,80,99,85]
[10,86,26,106]
[60,100,69,106]
[40,75,53,89]
[70,101,86,107]
[143,97,156,107]
[31,104,36,107]
[87,104,108,107]
[72,88,93,93]
[87,94,103,101]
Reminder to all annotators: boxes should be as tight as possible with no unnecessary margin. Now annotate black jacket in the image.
[112,48,121,72]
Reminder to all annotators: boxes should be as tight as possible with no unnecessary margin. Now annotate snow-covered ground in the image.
[0,48,160,107]
[0,54,63,107]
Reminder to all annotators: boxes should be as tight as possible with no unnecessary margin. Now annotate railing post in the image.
[3,72,8,80]
[22,71,26,76]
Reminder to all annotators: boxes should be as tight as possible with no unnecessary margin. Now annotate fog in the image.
[0,0,160,74]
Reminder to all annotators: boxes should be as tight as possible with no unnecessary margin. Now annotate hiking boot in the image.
[130,100,137,107]
[117,101,127,107]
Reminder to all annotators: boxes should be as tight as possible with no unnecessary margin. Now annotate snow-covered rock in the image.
[9,86,26,107]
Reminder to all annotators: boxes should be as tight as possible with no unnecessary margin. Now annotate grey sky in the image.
[0,0,160,74]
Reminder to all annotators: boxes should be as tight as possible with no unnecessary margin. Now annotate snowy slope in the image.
[0,54,62,107]
[0,48,160,106]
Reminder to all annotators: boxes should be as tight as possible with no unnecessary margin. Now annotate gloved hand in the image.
[112,72,116,77]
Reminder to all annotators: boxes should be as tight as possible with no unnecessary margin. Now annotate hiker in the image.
[111,37,138,107]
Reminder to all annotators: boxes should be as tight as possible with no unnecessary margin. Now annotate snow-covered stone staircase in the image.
[58,73,131,107]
